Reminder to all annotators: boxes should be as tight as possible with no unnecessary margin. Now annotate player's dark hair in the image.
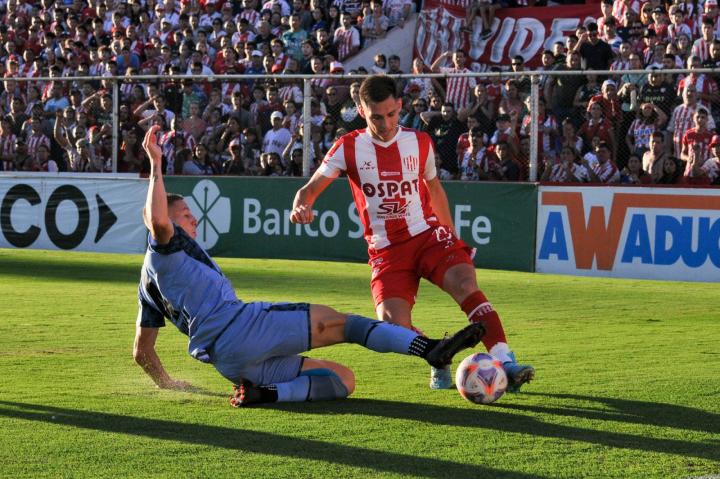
[359,75,398,104]
[166,193,185,208]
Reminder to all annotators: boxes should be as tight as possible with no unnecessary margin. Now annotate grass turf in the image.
[0,248,718,479]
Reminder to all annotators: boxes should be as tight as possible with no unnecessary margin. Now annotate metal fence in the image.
[5,68,719,182]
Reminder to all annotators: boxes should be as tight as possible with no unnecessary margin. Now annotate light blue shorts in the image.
[210,302,311,385]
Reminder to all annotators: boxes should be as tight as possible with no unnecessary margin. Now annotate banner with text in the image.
[0,176,148,253]
[536,186,720,282]
[165,177,537,272]
[415,2,597,68]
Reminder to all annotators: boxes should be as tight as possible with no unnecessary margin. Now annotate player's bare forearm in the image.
[133,326,191,390]
[142,126,173,243]
[133,326,171,387]
[291,171,334,223]
[426,177,456,235]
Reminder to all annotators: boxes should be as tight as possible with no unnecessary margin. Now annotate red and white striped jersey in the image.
[26,133,50,157]
[682,127,714,173]
[0,132,16,160]
[239,9,260,27]
[676,74,718,109]
[441,67,476,111]
[592,160,620,183]
[612,0,639,26]
[333,26,360,61]
[317,127,438,250]
[691,38,712,62]
[669,103,717,156]
[610,59,631,71]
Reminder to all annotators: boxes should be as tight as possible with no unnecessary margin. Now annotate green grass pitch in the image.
[0,248,718,479]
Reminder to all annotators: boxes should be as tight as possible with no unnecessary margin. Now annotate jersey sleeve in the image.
[316,138,347,178]
[422,133,438,180]
[136,293,165,328]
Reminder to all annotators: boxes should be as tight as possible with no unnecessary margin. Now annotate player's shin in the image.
[344,314,432,355]
[461,291,509,356]
[230,370,349,407]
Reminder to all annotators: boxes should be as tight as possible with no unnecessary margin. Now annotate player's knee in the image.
[336,365,356,396]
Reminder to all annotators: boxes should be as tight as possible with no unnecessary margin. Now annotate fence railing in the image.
[5,68,719,182]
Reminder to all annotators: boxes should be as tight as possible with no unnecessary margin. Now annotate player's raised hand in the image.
[290,204,315,224]
[143,125,162,167]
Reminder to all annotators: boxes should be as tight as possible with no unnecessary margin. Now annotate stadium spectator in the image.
[541,146,588,183]
[493,141,521,181]
[459,126,488,181]
[333,11,360,61]
[183,143,216,175]
[361,0,389,46]
[681,107,714,181]
[0,115,16,171]
[546,51,585,123]
[588,141,620,183]
[430,50,476,111]
[136,124,485,405]
[401,97,427,130]
[262,110,292,160]
[657,156,683,184]
[573,22,614,70]
[690,134,720,184]
[489,112,520,158]
[421,101,465,179]
[521,97,558,160]
[118,128,146,173]
[555,117,584,154]
[642,131,669,182]
[464,0,497,39]
[573,71,601,114]
[620,153,652,184]
[580,102,616,160]
[677,55,718,111]
[222,138,246,175]
[667,85,715,157]
[626,102,667,156]
[290,75,533,392]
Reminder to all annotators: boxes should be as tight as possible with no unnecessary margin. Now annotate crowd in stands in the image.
[0,0,718,186]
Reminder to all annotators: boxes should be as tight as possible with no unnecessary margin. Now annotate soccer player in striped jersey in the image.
[134,125,484,407]
[291,75,535,392]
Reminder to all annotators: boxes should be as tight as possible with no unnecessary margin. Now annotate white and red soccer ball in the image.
[455,353,508,404]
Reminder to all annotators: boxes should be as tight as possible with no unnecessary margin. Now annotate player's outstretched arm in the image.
[133,325,191,390]
[290,169,335,224]
[142,125,174,245]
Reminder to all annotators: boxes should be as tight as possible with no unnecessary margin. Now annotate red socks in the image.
[460,290,507,350]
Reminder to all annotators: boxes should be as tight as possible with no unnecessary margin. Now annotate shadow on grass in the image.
[0,400,542,479]
[0,254,361,295]
[270,397,720,461]
[0,254,142,284]
[498,392,720,435]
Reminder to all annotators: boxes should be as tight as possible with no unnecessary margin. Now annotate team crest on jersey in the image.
[402,155,419,171]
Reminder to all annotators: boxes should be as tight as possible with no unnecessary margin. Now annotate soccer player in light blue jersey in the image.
[133,125,486,407]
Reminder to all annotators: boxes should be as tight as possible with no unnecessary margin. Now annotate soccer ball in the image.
[455,353,508,405]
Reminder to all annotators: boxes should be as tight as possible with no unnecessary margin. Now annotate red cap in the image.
[710,134,720,147]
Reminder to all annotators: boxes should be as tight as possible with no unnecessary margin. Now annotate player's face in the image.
[359,96,402,142]
[169,200,198,239]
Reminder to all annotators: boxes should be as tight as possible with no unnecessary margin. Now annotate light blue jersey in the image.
[136,224,310,385]
[137,225,264,362]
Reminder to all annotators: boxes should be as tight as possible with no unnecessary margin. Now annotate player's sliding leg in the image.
[231,359,353,407]
[442,263,535,393]
[230,312,485,407]
[308,305,484,365]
